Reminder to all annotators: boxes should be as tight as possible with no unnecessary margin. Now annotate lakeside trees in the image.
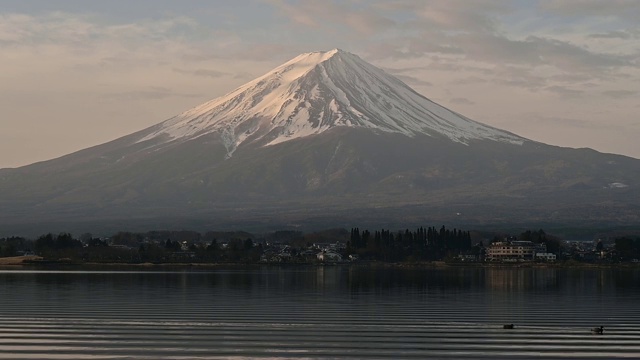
[1,228,638,264]
[518,229,562,254]
[0,236,27,257]
[615,237,640,260]
[349,226,472,262]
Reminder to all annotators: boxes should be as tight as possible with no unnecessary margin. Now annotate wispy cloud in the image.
[545,85,585,98]
[104,87,202,101]
[602,90,638,98]
[588,30,635,40]
[513,114,598,129]
[173,68,229,78]
[266,0,395,35]
[394,75,433,87]
[450,97,475,105]
[539,0,640,20]
[451,77,489,85]
[0,12,201,47]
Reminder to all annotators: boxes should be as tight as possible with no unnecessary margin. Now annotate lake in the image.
[0,266,639,359]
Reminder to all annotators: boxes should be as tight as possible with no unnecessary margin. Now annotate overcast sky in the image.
[1,0,639,168]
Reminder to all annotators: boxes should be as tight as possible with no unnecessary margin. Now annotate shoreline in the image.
[1,256,639,270]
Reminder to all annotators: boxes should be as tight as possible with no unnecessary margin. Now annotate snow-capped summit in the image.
[137,49,524,157]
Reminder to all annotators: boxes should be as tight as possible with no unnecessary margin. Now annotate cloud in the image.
[488,66,549,91]
[414,1,511,33]
[539,0,640,20]
[602,90,638,98]
[173,68,229,78]
[550,73,598,83]
[358,13,636,98]
[0,12,201,47]
[545,85,585,98]
[381,67,433,87]
[0,11,291,68]
[404,39,465,56]
[266,0,395,35]
[453,34,634,74]
[103,87,202,101]
[382,66,428,74]
[394,75,433,87]
[514,114,597,129]
[425,61,489,74]
[230,43,292,61]
[588,30,634,40]
[451,77,489,85]
[233,71,255,80]
[450,97,475,105]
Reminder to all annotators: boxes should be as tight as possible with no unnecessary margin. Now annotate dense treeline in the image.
[0,236,28,257]
[518,229,562,254]
[349,226,472,262]
[0,229,308,264]
[2,228,639,264]
[615,237,640,260]
[35,233,83,257]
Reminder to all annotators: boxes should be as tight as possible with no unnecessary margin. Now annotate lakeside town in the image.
[1,226,639,266]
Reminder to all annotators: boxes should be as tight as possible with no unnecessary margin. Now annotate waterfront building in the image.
[487,240,542,261]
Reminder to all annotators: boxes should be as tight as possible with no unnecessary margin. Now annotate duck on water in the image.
[503,324,603,334]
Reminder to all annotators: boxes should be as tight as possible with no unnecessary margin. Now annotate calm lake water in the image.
[0,266,639,359]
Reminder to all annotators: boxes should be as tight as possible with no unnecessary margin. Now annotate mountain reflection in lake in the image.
[0,266,639,359]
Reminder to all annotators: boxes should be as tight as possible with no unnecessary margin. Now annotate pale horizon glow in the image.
[1,0,639,168]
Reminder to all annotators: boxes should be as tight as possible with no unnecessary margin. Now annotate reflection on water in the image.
[0,266,639,359]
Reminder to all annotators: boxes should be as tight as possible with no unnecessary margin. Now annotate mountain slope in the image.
[0,49,638,236]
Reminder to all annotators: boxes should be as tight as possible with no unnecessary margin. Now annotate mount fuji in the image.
[138,49,523,157]
[1,49,638,236]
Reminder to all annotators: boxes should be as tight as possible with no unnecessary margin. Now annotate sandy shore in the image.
[0,256,42,265]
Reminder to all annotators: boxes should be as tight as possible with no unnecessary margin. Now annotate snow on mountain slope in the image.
[137,49,524,157]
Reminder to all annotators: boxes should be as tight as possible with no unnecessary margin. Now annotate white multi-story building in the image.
[487,240,544,261]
